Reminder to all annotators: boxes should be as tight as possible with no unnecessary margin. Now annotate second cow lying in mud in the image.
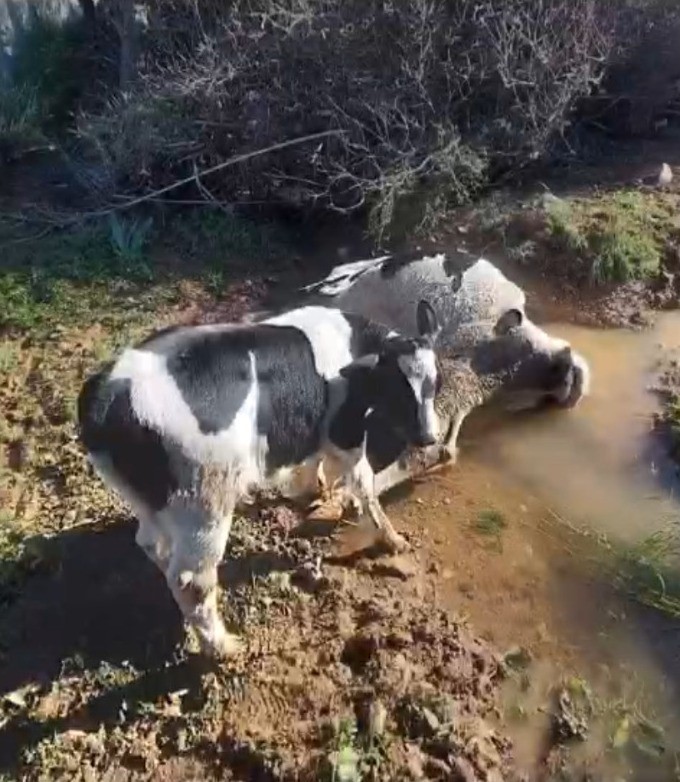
[302,252,592,494]
[77,302,441,657]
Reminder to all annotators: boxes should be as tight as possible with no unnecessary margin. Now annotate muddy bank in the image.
[0,506,514,782]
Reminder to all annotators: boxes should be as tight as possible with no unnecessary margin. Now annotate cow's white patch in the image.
[397,346,439,441]
[397,347,438,403]
[264,306,354,379]
[111,347,263,493]
[573,351,591,397]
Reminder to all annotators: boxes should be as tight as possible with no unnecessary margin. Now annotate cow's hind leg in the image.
[135,517,171,573]
[161,498,239,659]
[88,452,171,573]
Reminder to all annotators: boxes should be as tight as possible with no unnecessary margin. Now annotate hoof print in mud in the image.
[367,554,417,581]
[340,632,379,674]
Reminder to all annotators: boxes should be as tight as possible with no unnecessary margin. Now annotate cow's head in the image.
[438,259,590,413]
[340,300,441,447]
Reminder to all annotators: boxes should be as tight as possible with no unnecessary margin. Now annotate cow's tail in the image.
[300,256,391,297]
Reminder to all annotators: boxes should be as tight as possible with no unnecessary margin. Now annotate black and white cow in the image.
[77,302,440,657]
[300,252,591,493]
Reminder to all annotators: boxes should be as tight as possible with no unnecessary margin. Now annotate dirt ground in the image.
[3,148,680,780]
[0,503,516,782]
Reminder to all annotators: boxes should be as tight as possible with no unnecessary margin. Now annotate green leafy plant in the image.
[330,718,360,782]
[108,214,154,270]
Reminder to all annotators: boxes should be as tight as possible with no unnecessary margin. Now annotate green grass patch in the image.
[559,519,680,620]
[545,191,675,284]
[322,712,386,782]
[473,509,507,538]
[607,527,680,618]
[0,208,295,332]
[169,209,291,272]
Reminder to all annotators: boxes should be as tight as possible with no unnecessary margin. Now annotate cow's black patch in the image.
[442,258,462,292]
[364,412,408,473]
[252,328,327,473]
[145,324,326,469]
[162,328,254,435]
[379,250,435,279]
[469,337,534,377]
[78,372,176,511]
[329,351,421,454]
[443,250,480,287]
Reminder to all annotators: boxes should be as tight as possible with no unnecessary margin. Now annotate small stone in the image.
[422,707,440,735]
[386,630,413,649]
[540,192,563,210]
[641,162,673,187]
[657,162,673,187]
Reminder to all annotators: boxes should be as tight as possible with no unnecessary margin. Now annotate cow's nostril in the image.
[549,352,574,386]
[416,433,437,447]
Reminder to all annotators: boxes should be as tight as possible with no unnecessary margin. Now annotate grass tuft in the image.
[474,509,507,538]
[545,191,671,284]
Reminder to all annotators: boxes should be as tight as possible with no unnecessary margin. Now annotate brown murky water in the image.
[389,312,680,780]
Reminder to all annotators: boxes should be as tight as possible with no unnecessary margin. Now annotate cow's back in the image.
[78,322,330,493]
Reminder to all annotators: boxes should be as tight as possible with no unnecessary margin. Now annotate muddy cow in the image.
[302,252,590,493]
[77,302,440,657]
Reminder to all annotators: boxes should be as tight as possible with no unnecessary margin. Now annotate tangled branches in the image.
[78,0,614,238]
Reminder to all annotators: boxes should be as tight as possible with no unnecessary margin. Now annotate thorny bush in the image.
[78,0,612,239]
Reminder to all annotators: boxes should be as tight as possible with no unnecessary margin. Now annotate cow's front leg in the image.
[322,443,408,552]
[306,449,368,522]
[346,451,408,553]
[439,406,469,463]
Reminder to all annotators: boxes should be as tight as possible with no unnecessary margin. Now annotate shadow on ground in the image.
[0,511,318,774]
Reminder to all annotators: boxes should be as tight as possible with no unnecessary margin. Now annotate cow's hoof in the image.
[381,531,409,554]
[307,498,344,521]
[307,490,362,522]
[200,630,243,659]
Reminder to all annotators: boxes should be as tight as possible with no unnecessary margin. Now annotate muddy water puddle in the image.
[388,313,680,779]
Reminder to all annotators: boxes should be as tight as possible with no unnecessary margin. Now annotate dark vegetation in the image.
[3,0,680,244]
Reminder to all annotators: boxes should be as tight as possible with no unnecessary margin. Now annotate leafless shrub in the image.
[78,0,614,238]
[596,0,680,136]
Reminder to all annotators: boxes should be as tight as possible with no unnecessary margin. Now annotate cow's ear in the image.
[340,353,379,379]
[494,308,523,336]
[416,300,440,342]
